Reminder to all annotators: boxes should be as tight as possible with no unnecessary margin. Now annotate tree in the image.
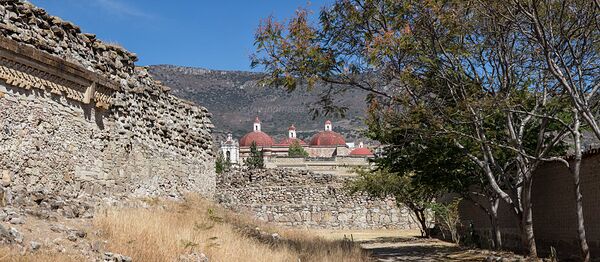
[504,1,599,260]
[216,152,229,174]
[348,168,439,238]
[366,106,508,249]
[252,0,579,258]
[244,141,264,169]
[355,108,486,239]
[288,140,309,157]
[428,198,462,244]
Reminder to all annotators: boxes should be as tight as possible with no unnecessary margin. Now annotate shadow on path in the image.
[361,236,522,262]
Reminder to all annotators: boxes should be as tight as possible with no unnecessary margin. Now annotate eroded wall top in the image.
[0,0,192,97]
[0,0,214,155]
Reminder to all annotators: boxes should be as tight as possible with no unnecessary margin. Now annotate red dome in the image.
[288,125,296,131]
[276,137,307,147]
[310,131,346,146]
[349,147,374,156]
[239,131,274,147]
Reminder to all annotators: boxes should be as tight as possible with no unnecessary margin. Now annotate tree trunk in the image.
[409,207,430,238]
[571,113,590,262]
[520,177,538,258]
[489,197,502,250]
[572,155,590,262]
[418,210,430,238]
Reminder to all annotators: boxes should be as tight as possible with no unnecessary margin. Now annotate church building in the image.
[220,117,374,170]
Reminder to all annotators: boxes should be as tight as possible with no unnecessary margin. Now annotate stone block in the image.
[1,170,10,186]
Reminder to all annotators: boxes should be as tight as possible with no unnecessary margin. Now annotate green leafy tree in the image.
[504,2,598,259]
[428,198,462,244]
[244,141,264,169]
[348,168,439,238]
[216,152,232,174]
[216,152,226,174]
[288,140,309,157]
[366,99,513,249]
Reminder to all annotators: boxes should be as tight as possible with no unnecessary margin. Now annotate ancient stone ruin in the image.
[217,169,418,229]
[0,1,215,219]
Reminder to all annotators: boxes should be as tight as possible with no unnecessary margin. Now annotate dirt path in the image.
[311,229,524,261]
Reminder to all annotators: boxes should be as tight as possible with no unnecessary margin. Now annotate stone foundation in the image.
[216,169,418,229]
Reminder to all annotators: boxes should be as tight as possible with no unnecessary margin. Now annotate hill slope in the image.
[148,65,370,143]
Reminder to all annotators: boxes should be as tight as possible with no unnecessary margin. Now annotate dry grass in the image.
[0,247,82,262]
[94,195,369,262]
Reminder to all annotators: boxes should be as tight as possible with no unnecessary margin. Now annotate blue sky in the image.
[29,0,331,71]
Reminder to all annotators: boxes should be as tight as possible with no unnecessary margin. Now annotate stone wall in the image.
[264,156,371,176]
[216,169,418,229]
[0,1,214,218]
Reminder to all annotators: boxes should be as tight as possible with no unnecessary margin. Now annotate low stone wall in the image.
[264,157,370,176]
[216,169,418,229]
[0,1,215,219]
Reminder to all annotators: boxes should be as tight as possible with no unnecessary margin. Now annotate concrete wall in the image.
[458,151,600,258]
[216,169,418,230]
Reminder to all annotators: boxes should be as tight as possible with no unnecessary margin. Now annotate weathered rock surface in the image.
[104,252,133,262]
[0,0,215,214]
[217,169,418,229]
[0,1,215,260]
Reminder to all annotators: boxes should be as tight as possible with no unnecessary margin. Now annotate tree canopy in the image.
[288,140,309,157]
[253,0,598,259]
[244,141,264,169]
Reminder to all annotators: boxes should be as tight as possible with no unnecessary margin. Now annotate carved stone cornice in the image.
[0,36,120,109]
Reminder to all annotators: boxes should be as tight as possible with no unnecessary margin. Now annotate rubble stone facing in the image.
[217,169,418,229]
[0,0,215,217]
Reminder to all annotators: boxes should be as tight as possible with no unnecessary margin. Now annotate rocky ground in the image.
[0,199,155,261]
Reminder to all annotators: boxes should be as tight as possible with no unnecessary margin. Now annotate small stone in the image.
[0,224,12,242]
[271,233,280,241]
[178,252,209,262]
[67,232,77,242]
[9,227,22,244]
[9,217,24,224]
[29,241,41,251]
[0,210,7,221]
[62,206,75,218]
[74,230,86,238]
[1,170,10,186]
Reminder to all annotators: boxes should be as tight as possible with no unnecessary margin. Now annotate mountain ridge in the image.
[148,64,371,144]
